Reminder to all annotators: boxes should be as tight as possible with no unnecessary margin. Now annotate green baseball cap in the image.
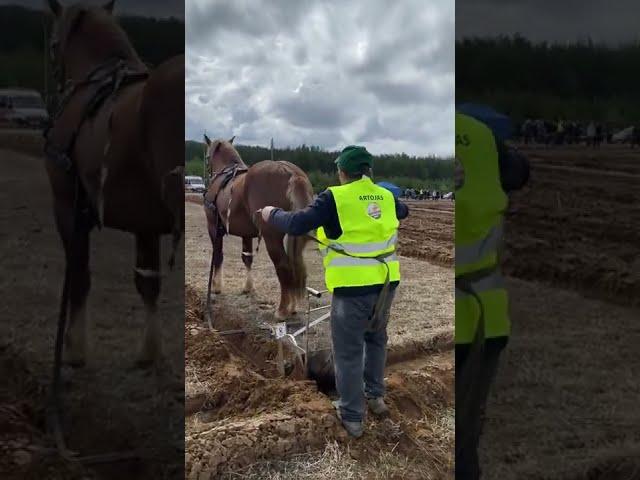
[335,145,373,174]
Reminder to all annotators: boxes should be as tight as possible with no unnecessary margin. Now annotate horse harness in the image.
[203,163,248,236]
[44,57,149,228]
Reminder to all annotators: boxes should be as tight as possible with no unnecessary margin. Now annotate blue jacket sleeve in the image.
[395,198,409,220]
[498,141,530,192]
[267,190,335,235]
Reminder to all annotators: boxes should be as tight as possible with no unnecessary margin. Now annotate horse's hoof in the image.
[213,288,222,294]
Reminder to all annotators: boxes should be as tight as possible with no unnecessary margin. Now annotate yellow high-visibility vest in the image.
[317,176,400,291]
[456,112,509,344]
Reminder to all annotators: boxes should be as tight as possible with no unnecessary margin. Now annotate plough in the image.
[273,287,332,379]
[212,286,336,390]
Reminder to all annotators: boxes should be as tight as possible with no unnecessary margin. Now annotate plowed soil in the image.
[398,201,454,268]
[502,145,640,305]
[480,145,640,479]
[184,197,454,479]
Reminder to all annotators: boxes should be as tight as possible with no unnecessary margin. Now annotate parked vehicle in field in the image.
[0,89,49,129]
[185,175,206,193]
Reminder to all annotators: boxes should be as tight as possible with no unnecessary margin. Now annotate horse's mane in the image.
[213,140,245,167]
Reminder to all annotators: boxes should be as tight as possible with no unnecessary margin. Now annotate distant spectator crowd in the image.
[402,188,453,200]
[517,118,640,148]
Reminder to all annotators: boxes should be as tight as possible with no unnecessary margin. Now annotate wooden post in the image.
[203,130,207,185]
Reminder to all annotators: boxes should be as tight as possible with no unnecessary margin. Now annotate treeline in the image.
[185,141,453,193]
[0,5,183,93]
[457,35,640,123]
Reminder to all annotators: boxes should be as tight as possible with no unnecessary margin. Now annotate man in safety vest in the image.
[260,145,409,438]
[455,111,529,479]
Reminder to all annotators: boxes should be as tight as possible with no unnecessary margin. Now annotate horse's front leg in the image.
[134,233,162,367]
[241,236,254,294]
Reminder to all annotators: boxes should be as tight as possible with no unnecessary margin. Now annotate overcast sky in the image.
[457,0,640,44]
[186,0,454,157]
[0,0,184,18]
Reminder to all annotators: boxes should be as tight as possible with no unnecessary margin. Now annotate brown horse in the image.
[45,0,184,367]
[203,136,313,320]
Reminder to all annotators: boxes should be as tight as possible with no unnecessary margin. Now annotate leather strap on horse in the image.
[203,164,249,237]
[304,233,394,332]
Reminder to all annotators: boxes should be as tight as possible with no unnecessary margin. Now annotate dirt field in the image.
[481,145,640,479]
[184,196,454,478]
[397,200,454,268]
[0,136,184,479]
[502,145,640,304]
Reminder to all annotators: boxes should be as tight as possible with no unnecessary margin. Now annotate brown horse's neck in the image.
[63,11,145,83]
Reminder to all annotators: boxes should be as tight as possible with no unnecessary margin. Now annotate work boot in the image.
[332,400,364,438]
[367,397,390,418]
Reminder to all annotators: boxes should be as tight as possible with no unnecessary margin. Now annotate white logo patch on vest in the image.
[367,202,382,219]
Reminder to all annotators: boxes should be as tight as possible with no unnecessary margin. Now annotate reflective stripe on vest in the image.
[456,222,503,268]
[455,270,505,299]
[327,253,398,268]
[317,176,400,291]
[322,233,398,256]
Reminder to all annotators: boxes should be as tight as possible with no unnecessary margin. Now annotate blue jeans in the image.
[330,288,396,422]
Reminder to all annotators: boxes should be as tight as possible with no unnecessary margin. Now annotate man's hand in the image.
[259,206,276,223]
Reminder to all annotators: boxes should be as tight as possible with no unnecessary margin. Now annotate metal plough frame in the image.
[273,287,331,375]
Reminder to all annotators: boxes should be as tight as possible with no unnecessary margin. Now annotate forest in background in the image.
[0,5,184,97]
[185,141,454,193]
[457,35,640,124]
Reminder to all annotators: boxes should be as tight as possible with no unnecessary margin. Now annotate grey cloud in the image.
[186,0,454,156]
[294,45,308,65]
[364,79,429,105]
[272,95,356,130]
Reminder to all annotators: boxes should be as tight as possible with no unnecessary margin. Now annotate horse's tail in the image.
[285,172,314,299]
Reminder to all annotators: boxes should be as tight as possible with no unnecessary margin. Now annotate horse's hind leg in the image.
[241,236,254,294]
[134,233,162,366]
[264,234,294,319]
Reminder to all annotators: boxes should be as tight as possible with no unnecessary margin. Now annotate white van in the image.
[185,175,206,193]
[0,89,49,129]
